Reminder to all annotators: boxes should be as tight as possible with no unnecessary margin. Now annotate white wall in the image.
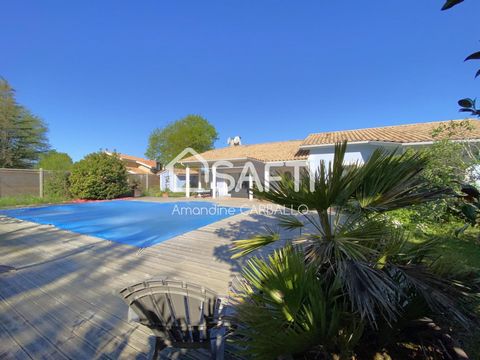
[159,170,183,192]
[159,170,171,191]
[307,143,400,172]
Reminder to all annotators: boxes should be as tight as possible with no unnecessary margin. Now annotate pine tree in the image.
[0,78,49,168]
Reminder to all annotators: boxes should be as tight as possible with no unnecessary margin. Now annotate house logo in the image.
[165,147,309,196]
[164,147,210,183]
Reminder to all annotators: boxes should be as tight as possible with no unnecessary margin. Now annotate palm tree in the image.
[232,245,363,359]
[231,142,476,357]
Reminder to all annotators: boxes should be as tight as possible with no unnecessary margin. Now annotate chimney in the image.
[227,136,242,146]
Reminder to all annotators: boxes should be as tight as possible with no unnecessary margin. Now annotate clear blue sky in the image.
[2,1,479,161]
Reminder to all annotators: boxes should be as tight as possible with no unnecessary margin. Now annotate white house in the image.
[179,119,480,199]
[159,168,199,192]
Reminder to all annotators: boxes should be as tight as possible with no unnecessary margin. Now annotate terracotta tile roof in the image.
[301,119,480,146]
[117,153,157,168]
[171,168,199,175]
[182,140,309,163]
[126,166,152,174]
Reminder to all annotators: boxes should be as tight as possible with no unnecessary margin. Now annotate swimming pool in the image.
[0,200,244,247]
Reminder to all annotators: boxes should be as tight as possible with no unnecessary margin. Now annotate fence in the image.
[128,173,160,193]
[0,168,160,198]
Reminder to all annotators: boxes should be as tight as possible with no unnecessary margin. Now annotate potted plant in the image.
[129,178,142,197]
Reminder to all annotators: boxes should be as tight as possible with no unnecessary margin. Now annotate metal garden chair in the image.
[120,279,228,359]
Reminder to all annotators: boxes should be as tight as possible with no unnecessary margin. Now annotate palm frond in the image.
[231,226,281,259]
[392,264,475,328]
[232,246,362,359]
[277,214,305,231]
[354,149,449,212]
[340,259,401,326]
[255,142,362,213]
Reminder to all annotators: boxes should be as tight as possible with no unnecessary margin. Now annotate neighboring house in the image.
[181,119,480,199]
[105,151,159,174]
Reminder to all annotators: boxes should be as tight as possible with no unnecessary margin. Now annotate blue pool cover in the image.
[0,200,244,247]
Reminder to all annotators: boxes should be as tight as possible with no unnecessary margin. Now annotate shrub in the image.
[38,150,73,170]
[142,188,162,197]
[231,143,478,358]
[44,172,71,198]
[69,152,129,200]
[142,189,185,197]
[408,120,480,225]
[165,191,184,197]
[232,246,362,359]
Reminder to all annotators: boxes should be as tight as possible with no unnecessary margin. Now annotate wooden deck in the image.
[0,200,277,359]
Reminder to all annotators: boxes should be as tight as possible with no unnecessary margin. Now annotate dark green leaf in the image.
[454,223,469,237]
[231,226,281,259]
[277,214,305,231]
[441,0,464,10]
[465,51,480,61]
[460,183,480,199]
[460,203,479,225]
[458,98,474,108]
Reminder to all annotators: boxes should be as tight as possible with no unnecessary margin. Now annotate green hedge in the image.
[69,152,129,200]
[44,172,71,198]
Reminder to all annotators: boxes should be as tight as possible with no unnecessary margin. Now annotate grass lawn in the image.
[436,234,480,269]
[414,226,480,270]
[142,189,185,197]
[0,195,68,209]
[419,227,480,357]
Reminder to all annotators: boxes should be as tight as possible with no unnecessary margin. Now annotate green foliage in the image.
[142,188,160,197]
[449,183,480,237]
[459,98,480,117]
[232,226,280,259]
[421,141,472,189]
[142,189,184,197]
[411,227,480,357]
[164,191,185,197]
[145,115,218,166]
[232,246,362,359]
[419,121,477,189]
[69,152,129,200]
[465,51,480,84]
[399,121,480,226]
[231,142,478,358]
[440,1,479,117]
[37,150,73,170]
[0,78,49,168]
[0,195,66,209]
[441,0,464,10]
[44,172,71,198]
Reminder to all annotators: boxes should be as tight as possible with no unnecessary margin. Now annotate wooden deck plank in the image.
[0,320,34,360]
[0,202,273,359]
[0,223,232,287]
[0,291,71,360]
[3,267,153,349]
[0,274,149,359]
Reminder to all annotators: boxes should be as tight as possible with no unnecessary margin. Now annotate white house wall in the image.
[307,143,400,171]
[159,170,182,192]
[159,170,173,191]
